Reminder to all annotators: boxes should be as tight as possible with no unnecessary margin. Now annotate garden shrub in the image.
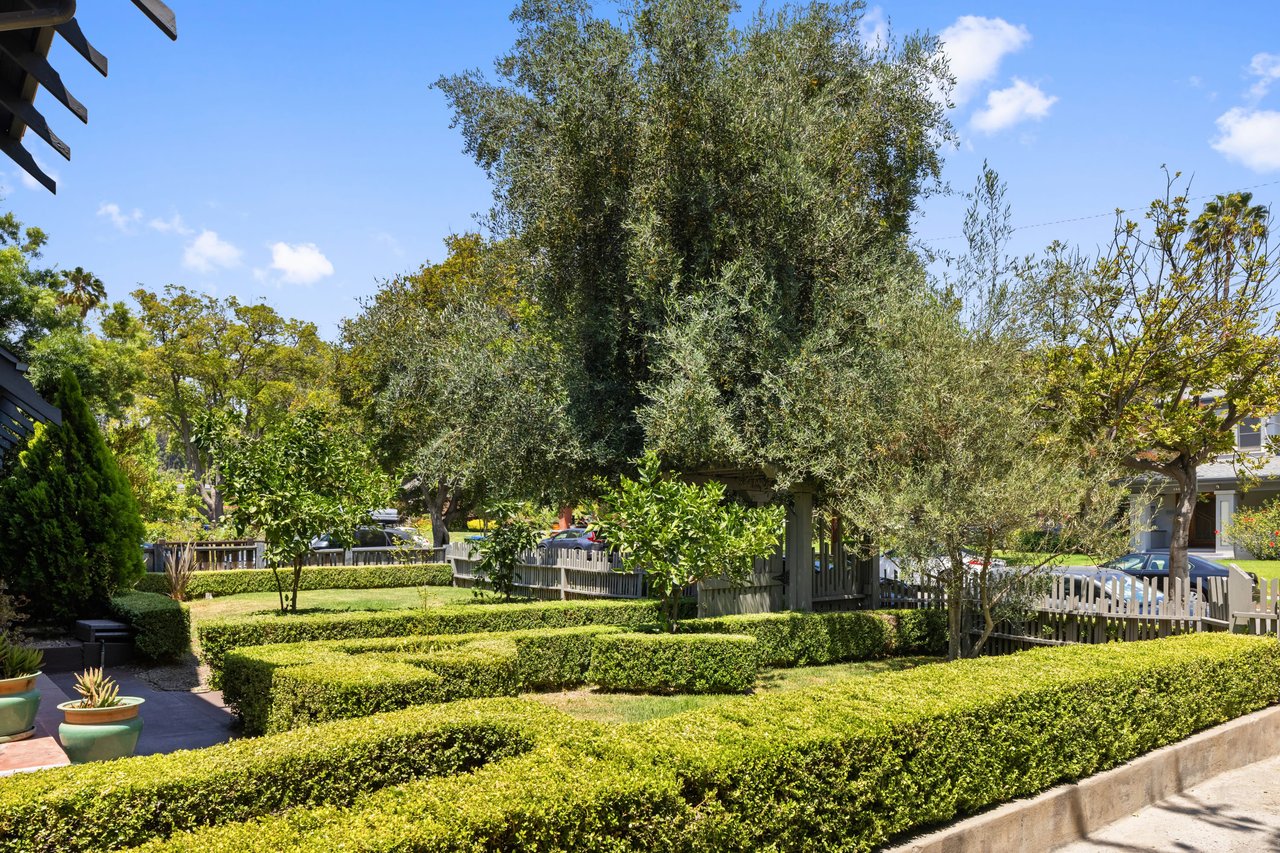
[1225,498,1280,559]
[133,563,451,597]
[108,591,190,661]
[134,634,1280,853]
[0,698,556,853]
[682,608,947,665]
[0,371,144,623]
[223,626,625,734]
[587,632,758,693]
[198,598,659,680]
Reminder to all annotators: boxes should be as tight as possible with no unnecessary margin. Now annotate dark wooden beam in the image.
[54,16,106,77]
[0,134,53,190]
[0,31,87,123]
[130,0,176,41]
[0,90,67,158]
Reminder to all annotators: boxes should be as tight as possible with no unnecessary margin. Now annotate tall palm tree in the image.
[57,266,106,320]
[1190,192,1270,300]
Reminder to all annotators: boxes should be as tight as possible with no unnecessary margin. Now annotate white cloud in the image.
[1248,52,1280,101]
[970,79,1057,133]
[149,213,193,236]
[97,202,141,232]
[937,16,1031,107]
[267,242,334,285]
[859,6,888,53]
[1212,107,1280,171]
[183,229,242,273]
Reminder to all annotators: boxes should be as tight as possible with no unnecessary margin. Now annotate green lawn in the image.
[1224,560,1280,582]
[994,551,1097,567]
[526,656,939,724]
[185,585,470,622]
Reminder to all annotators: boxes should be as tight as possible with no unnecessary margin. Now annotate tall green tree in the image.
[437,0,952,487]
[132,285,334,519]
[1034,176,1280,586]
[0,370,145,623]
[340,234,578,545]
[198,407,390,613]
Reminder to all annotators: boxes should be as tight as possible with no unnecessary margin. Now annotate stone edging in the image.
[880,702,1280,853]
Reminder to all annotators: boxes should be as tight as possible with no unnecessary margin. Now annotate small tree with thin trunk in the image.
[197,408,390,613]
[1034,175,1280,588]
[592,451,784,632]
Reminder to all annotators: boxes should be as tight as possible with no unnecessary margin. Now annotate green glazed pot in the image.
[57,697,144,764]
[0,673,40,740]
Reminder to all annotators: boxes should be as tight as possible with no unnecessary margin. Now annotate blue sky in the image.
[4,1,1279,338]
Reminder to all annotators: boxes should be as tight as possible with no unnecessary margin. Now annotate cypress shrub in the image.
[0,370,144,623]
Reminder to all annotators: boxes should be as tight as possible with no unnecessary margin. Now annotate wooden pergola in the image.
[0,345,60,464]
[0,0,177,192]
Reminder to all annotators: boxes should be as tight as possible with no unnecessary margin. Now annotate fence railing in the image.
[144,540,445,572]
[446,541,645,601]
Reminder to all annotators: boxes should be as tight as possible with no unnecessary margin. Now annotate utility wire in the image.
[916,178,1280,244]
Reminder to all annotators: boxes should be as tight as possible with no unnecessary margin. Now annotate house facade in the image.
[1130,416,1280,558]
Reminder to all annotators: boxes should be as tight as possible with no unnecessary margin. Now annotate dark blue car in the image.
[1104,551,1258,590]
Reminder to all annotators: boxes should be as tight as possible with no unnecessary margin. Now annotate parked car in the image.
[310,526,426,550]
[1104,551,1258,591]
[1050,567,1165,612]
[538,527,607,552]
[880,549,1007,581]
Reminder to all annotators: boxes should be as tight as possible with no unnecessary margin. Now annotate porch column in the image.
[1129,495,1155,552]
[785,488,814,611]
[1215,490,1239,558]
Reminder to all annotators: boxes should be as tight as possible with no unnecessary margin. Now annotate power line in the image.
[915,178,1280,244]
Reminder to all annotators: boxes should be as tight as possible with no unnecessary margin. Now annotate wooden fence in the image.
[446,542,645,601]
[698,553,784,617]
[145,540,444,572]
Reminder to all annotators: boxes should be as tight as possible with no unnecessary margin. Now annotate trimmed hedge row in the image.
[588,632,758,693]
[223,626,625,735]
[0,698,556,853]
[683,607,948,666]
[134,563,452,598]
[198,598,660,681]
[108,591,190,662]
[136,634,1280,852]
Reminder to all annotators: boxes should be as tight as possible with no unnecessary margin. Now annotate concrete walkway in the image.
[0,669,236,775]
[1054,754,1280,852]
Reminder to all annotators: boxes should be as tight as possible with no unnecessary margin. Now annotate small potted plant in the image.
[0,636,43,741]
[57,667,144,763]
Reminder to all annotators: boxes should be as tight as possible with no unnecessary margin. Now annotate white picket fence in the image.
[446,541,645,600]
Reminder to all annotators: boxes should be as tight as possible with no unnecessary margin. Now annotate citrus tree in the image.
[592,452,784,631]
[197,407,390,613]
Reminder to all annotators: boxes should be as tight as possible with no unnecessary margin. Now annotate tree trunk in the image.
[426,480,450,548]
[290,556,303,612]
[1167,459,1198,591]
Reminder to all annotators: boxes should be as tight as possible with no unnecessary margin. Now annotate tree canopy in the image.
[438,0,952,487]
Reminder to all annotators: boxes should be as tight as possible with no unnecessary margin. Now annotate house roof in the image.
[0,345,60,463]
[0,1,177,193]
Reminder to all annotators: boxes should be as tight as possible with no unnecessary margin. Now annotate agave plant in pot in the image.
[57,667,144,763]
[0,636,43,742]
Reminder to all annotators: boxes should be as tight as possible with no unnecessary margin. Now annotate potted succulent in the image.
[57,668,144,763]
[0,636,43,741]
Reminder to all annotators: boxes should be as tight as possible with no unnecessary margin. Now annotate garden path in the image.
[0,670,237,776]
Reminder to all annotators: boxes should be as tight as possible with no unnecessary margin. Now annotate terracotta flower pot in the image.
[0,672,40,741]
[57,697,144,763]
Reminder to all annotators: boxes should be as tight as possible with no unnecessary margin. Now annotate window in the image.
[1238,417,1263,450]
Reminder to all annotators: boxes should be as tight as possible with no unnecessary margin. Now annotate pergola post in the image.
[785,487,814,611]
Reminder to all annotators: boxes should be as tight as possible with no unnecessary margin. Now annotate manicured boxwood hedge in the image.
[134,563,452,598]
[682,608,948,666]
[136,634,1280,853]
[224,626,624,735]
[587,631,758,694]
[0,698,555,853]
[108,591,190,661]
[198,598,660,681]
